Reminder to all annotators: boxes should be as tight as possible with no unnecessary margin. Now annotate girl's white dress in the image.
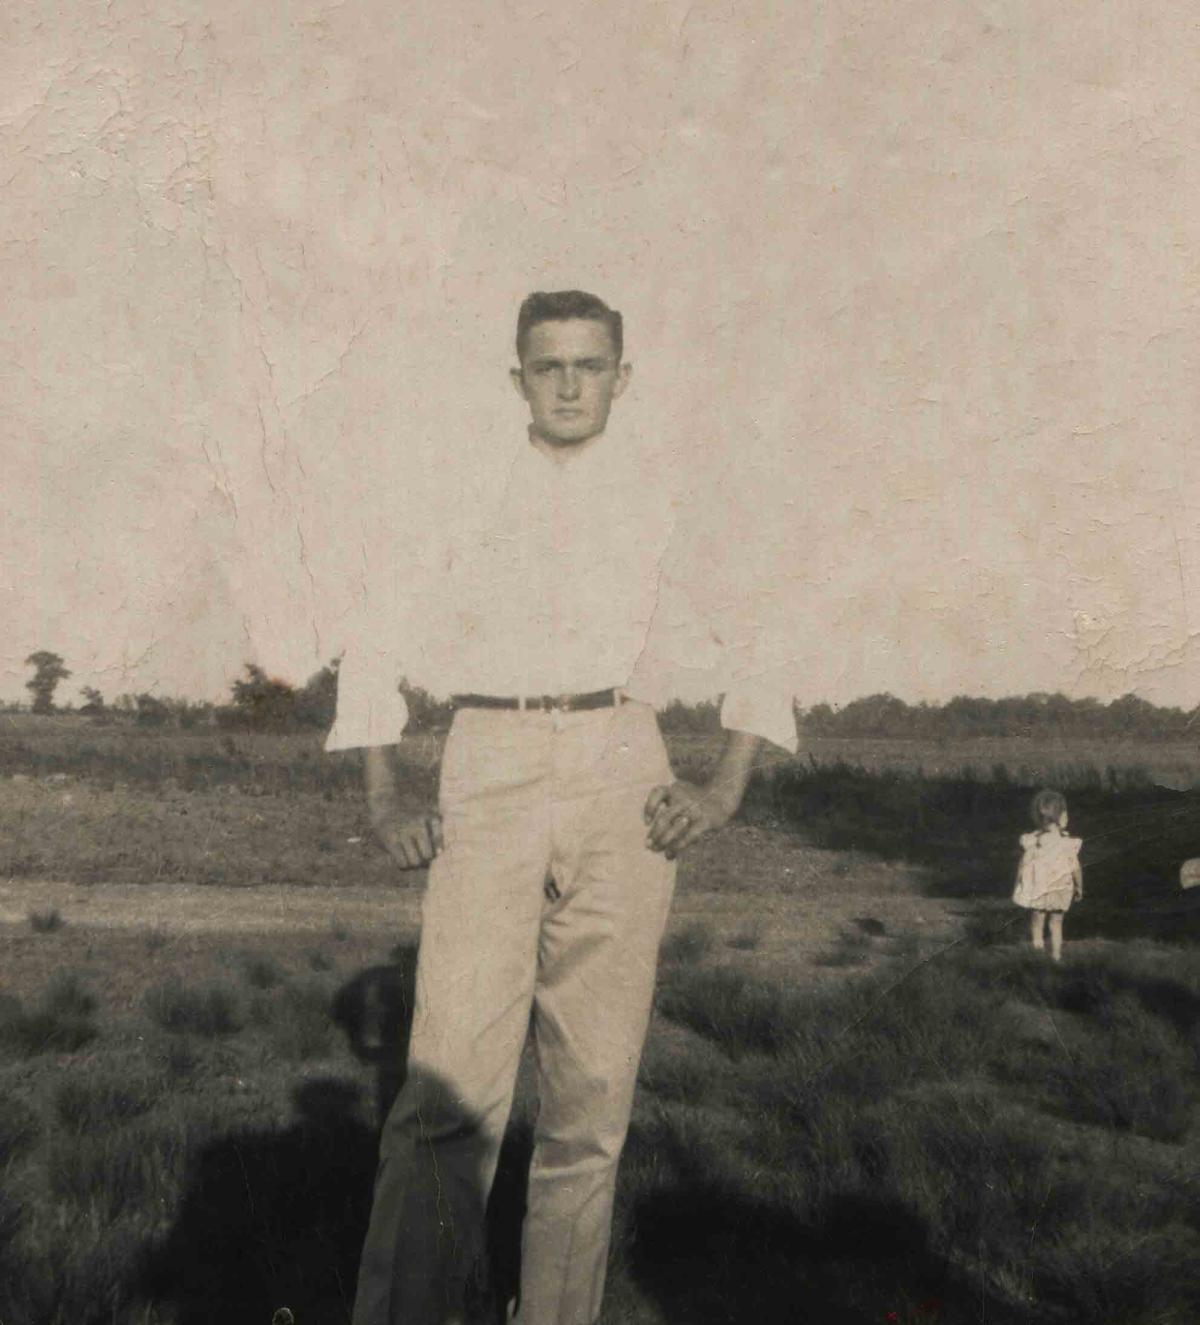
[1012,829,1082,912]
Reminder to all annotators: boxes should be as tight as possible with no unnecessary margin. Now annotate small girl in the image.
[1012,788,1083,961]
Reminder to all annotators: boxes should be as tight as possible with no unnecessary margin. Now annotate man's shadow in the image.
[140,943,532,1325]
[139,1075,379,1325]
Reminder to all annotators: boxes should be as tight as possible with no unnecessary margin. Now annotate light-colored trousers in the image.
[352,700,677,1325]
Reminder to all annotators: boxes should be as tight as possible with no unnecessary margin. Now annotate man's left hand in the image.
[643,780,738,860]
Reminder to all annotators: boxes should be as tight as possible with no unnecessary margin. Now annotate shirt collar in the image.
[525,422,626,470]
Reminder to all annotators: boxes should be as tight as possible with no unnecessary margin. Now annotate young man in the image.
[327,291,795,1324]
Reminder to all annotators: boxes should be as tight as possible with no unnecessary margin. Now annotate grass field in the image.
[2,714,1200,1323]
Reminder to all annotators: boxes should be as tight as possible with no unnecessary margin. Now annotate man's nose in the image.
[558,369,581,399]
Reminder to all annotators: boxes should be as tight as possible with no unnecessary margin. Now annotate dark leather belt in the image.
[451,688,623,714]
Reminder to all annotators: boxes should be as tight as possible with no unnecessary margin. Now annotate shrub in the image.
[143,979,243,1037]
[0,973,99,1056]
[42,970,99,1019]
[161,1037,201,1083]
[55,1075,157,1131]
[660,921,715,965]
[658,967,797,1059]
[240,954,285,989]
[638,1047,728,1106]
[28,907,64,933]
[725,922,763,952]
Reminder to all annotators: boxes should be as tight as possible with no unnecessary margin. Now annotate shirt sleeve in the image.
[630,560,798,753]
[719,676,798,754]
[324,622,409,753]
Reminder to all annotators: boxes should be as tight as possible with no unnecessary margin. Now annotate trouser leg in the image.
[353,718,550,1325]
[516,706,676,1325]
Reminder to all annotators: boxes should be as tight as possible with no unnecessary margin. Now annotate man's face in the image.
[511,318,631,448]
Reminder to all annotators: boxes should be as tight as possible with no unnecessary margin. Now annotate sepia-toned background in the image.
[4,0,1198,710]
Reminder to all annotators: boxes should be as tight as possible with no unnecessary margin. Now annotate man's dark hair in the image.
[515,290,623,363]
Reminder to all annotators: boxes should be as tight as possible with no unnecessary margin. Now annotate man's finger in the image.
[649,803,697,852]
[643,785,669,823]
[663,818,702,859]
[658,811,695,852]
[647,800,682,847]
[655,793,691,827]
[664,825,699,861]
[414,820,435,863]
[430,814,444,854]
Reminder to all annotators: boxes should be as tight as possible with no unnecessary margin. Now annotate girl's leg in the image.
[1029,909,1046,951]
[1048,912,1064,962]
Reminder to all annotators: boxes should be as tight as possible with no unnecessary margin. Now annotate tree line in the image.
[802,692,1198,741]
[17,652,1200,740]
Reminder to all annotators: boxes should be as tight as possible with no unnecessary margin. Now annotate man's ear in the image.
[510,365,528,399]
[612,362,633,399]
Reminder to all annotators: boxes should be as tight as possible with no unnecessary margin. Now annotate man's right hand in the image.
[375,812,444,870]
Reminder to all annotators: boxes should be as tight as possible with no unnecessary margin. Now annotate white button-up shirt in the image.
[326,427,797,753]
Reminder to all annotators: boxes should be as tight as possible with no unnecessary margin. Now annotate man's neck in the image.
[528,426,609,464]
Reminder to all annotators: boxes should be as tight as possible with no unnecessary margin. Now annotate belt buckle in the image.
[550,693,569,714]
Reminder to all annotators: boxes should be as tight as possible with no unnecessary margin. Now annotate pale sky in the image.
[4,0,1198,711]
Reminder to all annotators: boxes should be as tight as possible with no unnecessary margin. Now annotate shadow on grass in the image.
[625,1179,1019,1325]
[140,1077,377,1325]
[747,763,1200,939]
[141,945,532,1325]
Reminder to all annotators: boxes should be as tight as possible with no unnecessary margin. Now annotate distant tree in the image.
[170,698,216,730]
[229,664,299,729]
[402,679,455,732]
[79,686,105,714]
[134,693,171,726]
[25,651,71,714]
[294,659,341,728]
[797,690,1198,742]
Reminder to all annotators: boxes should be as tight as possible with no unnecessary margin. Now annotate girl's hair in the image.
[1030,787,1068,828]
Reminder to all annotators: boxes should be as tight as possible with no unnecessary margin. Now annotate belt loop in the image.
[518,695,526,713]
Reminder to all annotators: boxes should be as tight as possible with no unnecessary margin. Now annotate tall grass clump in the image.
[657,967,798,1059]
[55,1075,158,1132]
[660,920,715,966]
[1044,992,1194,1141]
[45,1119,194,1223]
[813,926,874,967]
[28,906,64,933]
[143,977,243,1037]
[239,953,285,989]
[0,972,100,1056]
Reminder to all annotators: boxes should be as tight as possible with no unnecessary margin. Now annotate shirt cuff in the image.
[325,690,410,752]
[320,646,407,752]
[719,682,798,753]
